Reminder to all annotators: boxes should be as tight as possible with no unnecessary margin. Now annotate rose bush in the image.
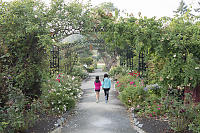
[42,73,82,114]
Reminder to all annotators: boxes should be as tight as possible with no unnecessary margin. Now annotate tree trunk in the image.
[98,50,118,71]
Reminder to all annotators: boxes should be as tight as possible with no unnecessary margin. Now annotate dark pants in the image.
[103,88,110,100]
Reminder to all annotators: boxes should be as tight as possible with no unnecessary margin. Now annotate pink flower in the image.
[128,100,132,103]
[153,112,156,114]
[130,81,134,85]
[116,81,119,84]
[134,85,136,87]
[157,108,161,110]
[56,79,60,82]
[58,74,61,77]
[149,114,152,117]
[130,107,134,111]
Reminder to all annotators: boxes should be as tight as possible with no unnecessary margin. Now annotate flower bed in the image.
[114,71,200,132]
[42,73,82,114]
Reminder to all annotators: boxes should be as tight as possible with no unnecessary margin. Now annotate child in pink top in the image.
[94,76,101,103]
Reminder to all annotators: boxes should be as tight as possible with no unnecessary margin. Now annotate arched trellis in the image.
[50,39,105,74]
[50,45,60,75]
[119,46,136,71]
[119,46,148,77]
[138,51,148,77]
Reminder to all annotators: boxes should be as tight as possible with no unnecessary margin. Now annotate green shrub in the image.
[189,104,200,133]
[119,78,147,107]
[70,66,89,79]
[109,66,129,80]
[80,57,93,66]
[163,93,196,132]
[86,66,95,73]
[0,90,44,132]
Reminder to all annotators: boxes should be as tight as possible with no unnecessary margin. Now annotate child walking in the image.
[94,76,101,103]
[102,74,111,103]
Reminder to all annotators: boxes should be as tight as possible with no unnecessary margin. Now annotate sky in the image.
[3,0,199,18]
[88,0,199,18]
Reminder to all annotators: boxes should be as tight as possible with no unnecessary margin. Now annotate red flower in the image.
[128,73,134,76]
[56,79,60,82]
[116,81,119,84]
[130,81,134,85]
[117,84,121,87]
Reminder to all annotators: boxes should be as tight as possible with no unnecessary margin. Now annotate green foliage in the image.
[189,104,200,133]
[0,0,51,100]
[80,57,94,66]
[165,94,196,132]
[115,72,143,105]
[0,1,51,132]
[109,66,129,80]
[70,65,89,79]
[86,66,95,73]
[119,81,146,107]
[0,92,45,132]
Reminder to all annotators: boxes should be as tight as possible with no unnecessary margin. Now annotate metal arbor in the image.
[50,45,60,75]
[138,51,148,77]
[119,47,135,71]
[49,39,105,74]
[119,48,148,77]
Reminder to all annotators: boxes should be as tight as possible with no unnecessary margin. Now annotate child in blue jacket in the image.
[102,73,111,103]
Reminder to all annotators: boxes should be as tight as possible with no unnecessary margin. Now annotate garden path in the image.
[61,69,138,133]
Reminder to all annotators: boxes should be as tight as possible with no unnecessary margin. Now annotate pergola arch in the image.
[50,34,105,74]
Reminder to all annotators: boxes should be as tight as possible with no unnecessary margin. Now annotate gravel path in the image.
[61,69,138,133]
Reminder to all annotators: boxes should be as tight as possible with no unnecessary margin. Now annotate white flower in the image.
[34,15,38,18]
[58,101,61,104]
[173,54,176,57]
[72,76,75,80]
[195,67,199,70]
[50,29,55,32]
